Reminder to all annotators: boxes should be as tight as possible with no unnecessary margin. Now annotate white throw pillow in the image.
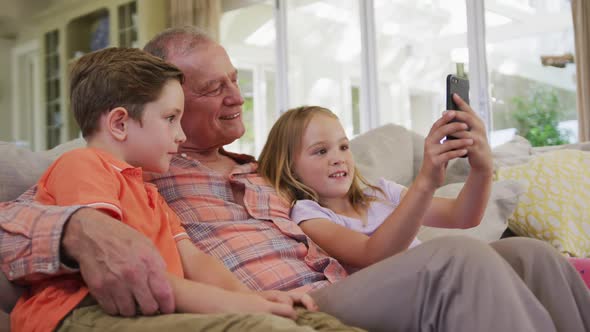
[0,138,85,202]
[0,142,52,202]
[417,180,526,243]
[351,124,415,186]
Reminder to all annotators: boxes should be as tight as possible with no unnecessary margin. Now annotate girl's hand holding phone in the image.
[417,107,474,190]
[447,94,493,175]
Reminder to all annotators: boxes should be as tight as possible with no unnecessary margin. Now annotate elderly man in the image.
[1,27,589,332]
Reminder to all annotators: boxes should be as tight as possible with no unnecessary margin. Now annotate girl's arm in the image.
[300,110,474,269]
[300,177,436,269]
[421,94,494,229]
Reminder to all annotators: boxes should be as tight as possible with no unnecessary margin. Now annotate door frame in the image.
[11,39,43,151]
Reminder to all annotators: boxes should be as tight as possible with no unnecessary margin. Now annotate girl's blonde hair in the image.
[258,106,382,210]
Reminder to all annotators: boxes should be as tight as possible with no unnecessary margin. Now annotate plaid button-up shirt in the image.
[1,151,348,292]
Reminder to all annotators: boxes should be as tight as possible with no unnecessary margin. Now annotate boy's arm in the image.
[175,239,318,312]
[166,271,297,319]
[176,239,248,291]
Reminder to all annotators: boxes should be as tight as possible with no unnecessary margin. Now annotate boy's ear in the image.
[106,107,130,141]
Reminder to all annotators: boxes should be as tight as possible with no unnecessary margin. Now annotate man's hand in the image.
[62,208,174,316]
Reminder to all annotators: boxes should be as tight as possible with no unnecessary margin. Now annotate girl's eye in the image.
[314,148,327,155]
[340,144,349,151]
[166,115,176,123]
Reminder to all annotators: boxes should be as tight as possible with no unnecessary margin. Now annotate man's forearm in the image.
[0,200,82,281]
[60,208,97,267]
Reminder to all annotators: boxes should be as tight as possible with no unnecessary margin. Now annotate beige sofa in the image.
[1,123,589,329]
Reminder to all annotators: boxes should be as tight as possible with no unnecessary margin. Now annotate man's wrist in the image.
[60,209,86,268]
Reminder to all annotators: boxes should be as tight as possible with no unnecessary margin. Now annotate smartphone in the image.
[446,74,469,111]
[445,74,469,141]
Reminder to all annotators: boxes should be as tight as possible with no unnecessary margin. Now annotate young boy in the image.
[11,48,362,332]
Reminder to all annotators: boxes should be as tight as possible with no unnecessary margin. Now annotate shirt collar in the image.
[89,147,141,175]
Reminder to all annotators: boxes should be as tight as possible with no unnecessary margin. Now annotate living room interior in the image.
[1,2,590,330]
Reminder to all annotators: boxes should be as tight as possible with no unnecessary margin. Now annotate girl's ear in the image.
[106,107,130,141]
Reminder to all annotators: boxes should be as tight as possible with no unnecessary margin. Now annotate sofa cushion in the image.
[417,179,525,243]
[351,124,415,187]
[0,142,52,202]
[497,149,590,257]
[0,138,86,202]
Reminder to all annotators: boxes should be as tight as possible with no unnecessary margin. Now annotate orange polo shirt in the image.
[12,147,188,332]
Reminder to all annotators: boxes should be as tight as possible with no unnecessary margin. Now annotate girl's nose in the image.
[331,158,343,166]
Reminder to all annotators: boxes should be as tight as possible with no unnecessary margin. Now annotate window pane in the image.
[486,0,577,147]
[286,0,362,138]
[374,0,468,137]
[221,2,277,156]
[227,69,255,155]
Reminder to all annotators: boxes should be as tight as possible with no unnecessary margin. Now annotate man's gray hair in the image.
[144,26,213,60]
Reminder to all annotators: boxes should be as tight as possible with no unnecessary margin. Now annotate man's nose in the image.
[223,81,244,106]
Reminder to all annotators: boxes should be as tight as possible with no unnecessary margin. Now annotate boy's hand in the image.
[447,94,493,175]
[224,291,298,319]
[257,290,319,311]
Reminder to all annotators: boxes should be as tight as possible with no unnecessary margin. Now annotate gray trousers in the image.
[310,236,590,332]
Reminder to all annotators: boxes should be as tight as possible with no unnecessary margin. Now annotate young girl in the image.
[258,95,493,271]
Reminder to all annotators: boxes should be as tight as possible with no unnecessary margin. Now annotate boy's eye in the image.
[340,144,349,151]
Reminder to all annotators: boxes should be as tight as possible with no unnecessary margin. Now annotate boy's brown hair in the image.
[69,47,184,138]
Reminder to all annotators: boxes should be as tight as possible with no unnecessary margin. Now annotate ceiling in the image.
[0,0,58,39]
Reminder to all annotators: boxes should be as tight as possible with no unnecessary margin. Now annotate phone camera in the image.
[452,78,458,83]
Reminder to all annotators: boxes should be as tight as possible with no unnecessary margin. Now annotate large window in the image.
[286,0,362,138]
[374,0,469,137]
[485,0,577,146]
[220,0,578,154]
[221,2,277,156]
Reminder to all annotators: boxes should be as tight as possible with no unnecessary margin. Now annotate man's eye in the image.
[204,85,223,96]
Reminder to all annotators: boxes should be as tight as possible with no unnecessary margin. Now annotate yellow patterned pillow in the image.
[496,149,590,257]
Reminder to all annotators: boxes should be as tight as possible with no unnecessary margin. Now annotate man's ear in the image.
[106,107,130,141]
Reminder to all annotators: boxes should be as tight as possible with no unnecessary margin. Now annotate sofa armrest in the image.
[532,141,590,154]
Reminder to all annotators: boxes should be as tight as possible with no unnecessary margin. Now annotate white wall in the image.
[0,38,14,142]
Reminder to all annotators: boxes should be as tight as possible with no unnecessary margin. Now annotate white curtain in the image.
[572,0,590,142]
[169,0,221,41]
